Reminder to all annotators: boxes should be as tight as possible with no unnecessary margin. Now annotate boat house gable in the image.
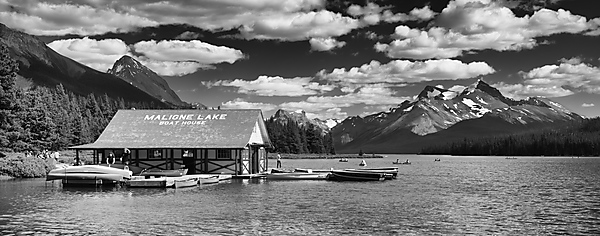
[72,109,272,149]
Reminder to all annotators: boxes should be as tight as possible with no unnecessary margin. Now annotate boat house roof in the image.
[71,109,272,149]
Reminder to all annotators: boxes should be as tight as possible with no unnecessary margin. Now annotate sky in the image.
[1,0,600,120]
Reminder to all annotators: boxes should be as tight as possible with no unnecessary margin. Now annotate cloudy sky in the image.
[2,0,600,119]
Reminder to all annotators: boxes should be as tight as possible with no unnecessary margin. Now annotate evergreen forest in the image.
[265,117,336,154]
[0,44,162,153]
[421,118,600,156]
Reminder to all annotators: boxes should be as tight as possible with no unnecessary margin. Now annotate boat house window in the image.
[217,149,232,159]
[151,149,162,158]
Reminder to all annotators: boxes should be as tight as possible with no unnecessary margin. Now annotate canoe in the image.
[392,161,411,165]
[46,165,132,181]
[198,176,219,185]
[174,177,198,188]
[139,168,188,177]
[266,172,328,180]
[271,168,292,173]
[327,170,385,181]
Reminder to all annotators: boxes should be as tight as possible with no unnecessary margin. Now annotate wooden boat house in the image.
[70,109,272,176]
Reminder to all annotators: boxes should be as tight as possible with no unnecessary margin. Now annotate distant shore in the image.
[270,153,385,159]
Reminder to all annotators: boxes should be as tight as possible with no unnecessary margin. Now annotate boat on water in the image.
[139,168,188,177]
[271,168,293,173]
[266,172,328,180]
[128,177,174,188]
[505,157,517,159]
[339,158,349,162]
[46,165,133,185]
[174,177,198,188]
[294,168,333,173]
[392,159,411,165]
[345,167,398,179]
[434,158,441,162]
[327,170,385,181]
[359,160,367,166]
[198,176,220,185]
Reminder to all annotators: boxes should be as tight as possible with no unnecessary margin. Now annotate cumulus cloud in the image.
[221,98,278,111]
[47,37,245,76]
[47,37,129,72]
[309,37,346,51]
[348,3,436,25]
[204,75,335,96]
[582,103,595,107]
[317,59,495,85]
[376,1,598,59]
[494,61,600,99]
[0,0,325,37]
[239,10,360,40]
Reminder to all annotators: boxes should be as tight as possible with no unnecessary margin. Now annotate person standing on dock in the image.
[107,152,116,165]
[276,153,282,168]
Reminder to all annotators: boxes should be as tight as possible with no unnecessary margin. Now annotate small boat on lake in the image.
[46,165,133,185]
[128,177,174,188]
[294,168,334,173]
[434,158,441,162]
[139,168,188,177]
[392,159,411,165]
[198,176,220,185]
[339,158,349,162]
[174,177,198,188]
[345,167,398,179]
[271,168,293,173]
[359,159,367,166]
[99,163,145,175]
[266,172,328,180]
[327,170,385,181]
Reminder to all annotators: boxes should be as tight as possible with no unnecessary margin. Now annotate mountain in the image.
[0,23,169,106]
[269,109,330,134]
[332,80,583,154]
[107,55,192,107]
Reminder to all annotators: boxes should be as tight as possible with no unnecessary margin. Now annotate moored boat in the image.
[174,177,198,188]
[327,170,385,181]
[46,165,133,183]
[198,176,219,185]
[266,172,328,180]
[139,168,188,177]
[99,163,145,175]
[128,177,174,188]
[345,167,398,179]
[392,160,411,165]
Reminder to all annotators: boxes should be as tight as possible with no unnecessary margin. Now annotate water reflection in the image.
[1,156,599,235]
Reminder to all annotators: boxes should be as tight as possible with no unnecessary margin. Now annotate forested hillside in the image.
[0,44,160,153]
[421,118,600,156]
[265,118,335,154]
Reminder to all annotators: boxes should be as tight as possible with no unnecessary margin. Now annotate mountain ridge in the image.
[332,80,583,153]
[0,23,171,107]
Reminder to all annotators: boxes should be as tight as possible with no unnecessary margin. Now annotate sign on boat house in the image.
[70,109,273,175]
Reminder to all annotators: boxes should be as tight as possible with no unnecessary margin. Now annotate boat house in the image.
[70,109,272,176]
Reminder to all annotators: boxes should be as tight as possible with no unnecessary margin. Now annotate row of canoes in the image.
[266,167,398,181]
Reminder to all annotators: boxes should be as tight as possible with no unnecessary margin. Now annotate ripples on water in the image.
[1,156,599,235]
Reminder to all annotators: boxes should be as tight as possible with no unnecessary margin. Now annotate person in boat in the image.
[276,153,282,168]
[405,159,410,164]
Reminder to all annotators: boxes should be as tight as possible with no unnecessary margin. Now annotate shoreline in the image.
[270,153,385,159]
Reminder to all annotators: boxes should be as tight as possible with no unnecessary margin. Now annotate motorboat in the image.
[99,163,145,175]
[139,168,188,177]
[345,167,398,179]
[266,172,328,180]
[327,170,385,181]
[339,158,349,162]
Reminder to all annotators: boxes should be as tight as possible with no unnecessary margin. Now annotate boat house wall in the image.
[70,109,272,175]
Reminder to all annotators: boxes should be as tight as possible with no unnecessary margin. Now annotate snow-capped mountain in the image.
[107,55,193,107]
[332,80,583,153]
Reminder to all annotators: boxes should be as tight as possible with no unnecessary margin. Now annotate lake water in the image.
[1,155,599,235]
